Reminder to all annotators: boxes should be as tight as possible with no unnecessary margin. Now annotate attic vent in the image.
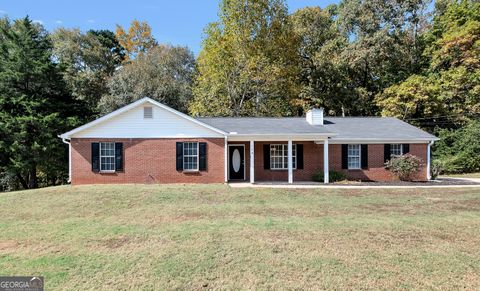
[144,107,153,118]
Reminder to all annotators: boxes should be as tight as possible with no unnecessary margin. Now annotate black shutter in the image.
[296,144,304,169]
[263,144,270,169]
[341,144,348,169]
[403,144,410,154]
[361,144,368,169]
[199,142,207,171]
[176,142,183,171]
[115,143,123,171]
[384,144,391,163]
[92,142,100,172]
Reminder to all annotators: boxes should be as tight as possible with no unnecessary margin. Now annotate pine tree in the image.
[0,17,79,189]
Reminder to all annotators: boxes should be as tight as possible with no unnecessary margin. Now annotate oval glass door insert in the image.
[232,149,241,172]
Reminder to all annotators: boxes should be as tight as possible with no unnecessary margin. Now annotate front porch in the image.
[225,139,331,184]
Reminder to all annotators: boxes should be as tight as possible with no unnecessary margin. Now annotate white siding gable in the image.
[71,103,224,138]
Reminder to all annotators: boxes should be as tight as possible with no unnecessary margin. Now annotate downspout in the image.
[224,136,228,183]
[61,138,71,183]
[427,140,435,180]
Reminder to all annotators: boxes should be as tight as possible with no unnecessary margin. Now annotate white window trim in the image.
[390,144,403,156]
[183,142,199,172]
[270,144,297,170]
[347,144,361,170]
[100,142,116,172]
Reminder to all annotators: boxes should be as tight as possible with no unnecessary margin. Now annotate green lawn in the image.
[1,185,479,289]
[442,172,480,178]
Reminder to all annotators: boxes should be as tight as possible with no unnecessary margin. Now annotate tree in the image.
[189,0,301,117]
[376,74,445,122]
[376,0,480,128]
[51,28,124,112]
[0,17,81,190]
[99,45,195,114]
[115,19,157,61]
[433,120,480,173]
[291,6,353,116]
[337,0,432,115]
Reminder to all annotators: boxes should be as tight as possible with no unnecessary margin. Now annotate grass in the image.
[442,172,480,178]
[0,184,479,289]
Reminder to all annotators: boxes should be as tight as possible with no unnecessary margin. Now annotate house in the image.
[59,97,439,185]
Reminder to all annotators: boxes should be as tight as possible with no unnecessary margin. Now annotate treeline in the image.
[193,0,479,125]
[0,0,479,190]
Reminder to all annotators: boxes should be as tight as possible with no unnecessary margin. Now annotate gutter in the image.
[61,137,71,183]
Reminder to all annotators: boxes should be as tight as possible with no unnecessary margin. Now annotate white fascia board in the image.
[227,133,335,141]
[328,138,439,144]
[68,135,225,139]
[59,97,227,139]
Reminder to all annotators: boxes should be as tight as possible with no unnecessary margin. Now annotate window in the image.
[144,107,153,118]
[390,144,403,156]
[270,144,296,170]
[100,142,115,171]
[347,144,361,169]
[183,142,199,171]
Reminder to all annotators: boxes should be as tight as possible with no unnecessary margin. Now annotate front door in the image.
[229,145,245,180]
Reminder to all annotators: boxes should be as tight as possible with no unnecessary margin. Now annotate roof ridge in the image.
[197,116,393,119]
[197,117,304,119]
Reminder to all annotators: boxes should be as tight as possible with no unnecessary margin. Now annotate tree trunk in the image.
[28,165,38,189]
[16,173,29,189]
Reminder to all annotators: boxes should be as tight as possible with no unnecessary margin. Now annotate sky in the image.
[0,0,338,54]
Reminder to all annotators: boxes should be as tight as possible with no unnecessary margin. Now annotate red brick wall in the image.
[71,138,429,184]
[252,142,324,181]
[230,141,428,182]
[71,138,225,185]
[329,144,428,181]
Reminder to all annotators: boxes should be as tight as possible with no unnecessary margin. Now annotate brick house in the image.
[59,97,438,185]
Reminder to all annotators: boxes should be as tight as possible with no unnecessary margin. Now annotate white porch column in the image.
[427,141,433,180]
[324,139,329,184]
[250,141,255,183]
[224,137,228,183]
[288,140,293,183]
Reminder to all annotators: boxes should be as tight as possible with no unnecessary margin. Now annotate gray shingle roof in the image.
[197,117,437,140]
[323,117,437,140]
[197,117,331,135]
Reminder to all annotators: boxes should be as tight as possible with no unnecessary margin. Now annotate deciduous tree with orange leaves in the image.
[115,19,157,60]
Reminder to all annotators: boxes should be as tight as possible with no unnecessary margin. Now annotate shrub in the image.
[434,121,480,173]
[385,154,424,181]
[431,159,443,180]
[312,170,346,183]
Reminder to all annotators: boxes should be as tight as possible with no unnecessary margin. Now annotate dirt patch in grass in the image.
[431,198,480,211]
[358,203,417,215]
[0,240,18,250]
[100,237,132,249]
[357,196,480,215]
